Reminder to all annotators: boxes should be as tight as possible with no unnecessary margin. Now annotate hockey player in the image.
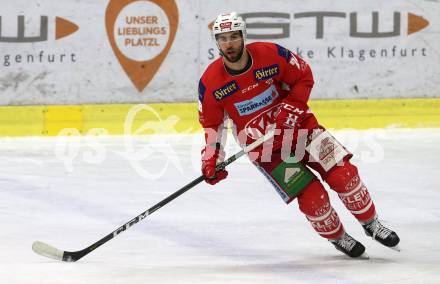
[198,12,400,257]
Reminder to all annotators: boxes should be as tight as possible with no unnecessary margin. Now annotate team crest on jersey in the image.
[213,81,239,101]
[244,104,281,139]
[234,85,279,116]
[254,64,280,81]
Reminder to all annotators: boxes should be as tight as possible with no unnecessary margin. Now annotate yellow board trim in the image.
[45,105,83,136]
[0,98,439,137]
[0,105,45,136]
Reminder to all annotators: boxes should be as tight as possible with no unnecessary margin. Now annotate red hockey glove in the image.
[273,100,309,151]
[201,143,228,185]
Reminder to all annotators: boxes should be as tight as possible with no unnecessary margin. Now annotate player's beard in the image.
[222,41,244,63]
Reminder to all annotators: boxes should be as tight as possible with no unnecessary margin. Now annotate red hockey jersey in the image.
[198,42,314,146]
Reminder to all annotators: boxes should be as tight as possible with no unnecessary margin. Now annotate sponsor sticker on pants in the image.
[270,156,314,199]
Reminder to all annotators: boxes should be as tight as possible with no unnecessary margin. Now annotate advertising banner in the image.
[0,0,438,105]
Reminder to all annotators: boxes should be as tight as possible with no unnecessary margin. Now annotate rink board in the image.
[1,1,439,105]
[0,98,439,137]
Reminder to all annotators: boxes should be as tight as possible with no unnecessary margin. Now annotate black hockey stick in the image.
[32,130,274,262]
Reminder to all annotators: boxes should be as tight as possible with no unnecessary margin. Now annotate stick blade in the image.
[32,241,65,261]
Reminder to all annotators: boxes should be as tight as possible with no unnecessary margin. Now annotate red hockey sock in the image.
[325,162,376,222]
[298,180,344,240]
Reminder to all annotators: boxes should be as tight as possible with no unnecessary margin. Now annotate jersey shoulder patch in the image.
[198,79,206,102]
[275,44,292,63]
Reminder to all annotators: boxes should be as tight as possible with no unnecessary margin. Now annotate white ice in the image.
[1,129,439,284]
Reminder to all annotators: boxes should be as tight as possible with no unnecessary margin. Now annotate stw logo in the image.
[208,11,429,39]
[0,16,78,43]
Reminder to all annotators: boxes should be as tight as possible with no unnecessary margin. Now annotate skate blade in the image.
[390,244,401,252]
[358,252,370,259]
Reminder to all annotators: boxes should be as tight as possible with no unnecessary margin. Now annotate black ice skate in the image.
[363,216,400,251]
[330,232,366,258]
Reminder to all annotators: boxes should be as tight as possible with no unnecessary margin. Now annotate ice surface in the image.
[0,129,439,284]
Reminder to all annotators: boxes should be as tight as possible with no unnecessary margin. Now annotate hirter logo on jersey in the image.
[213,81,239,101]
[254,64,280,81]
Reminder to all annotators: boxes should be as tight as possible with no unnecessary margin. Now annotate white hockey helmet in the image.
[212,12,247,41]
